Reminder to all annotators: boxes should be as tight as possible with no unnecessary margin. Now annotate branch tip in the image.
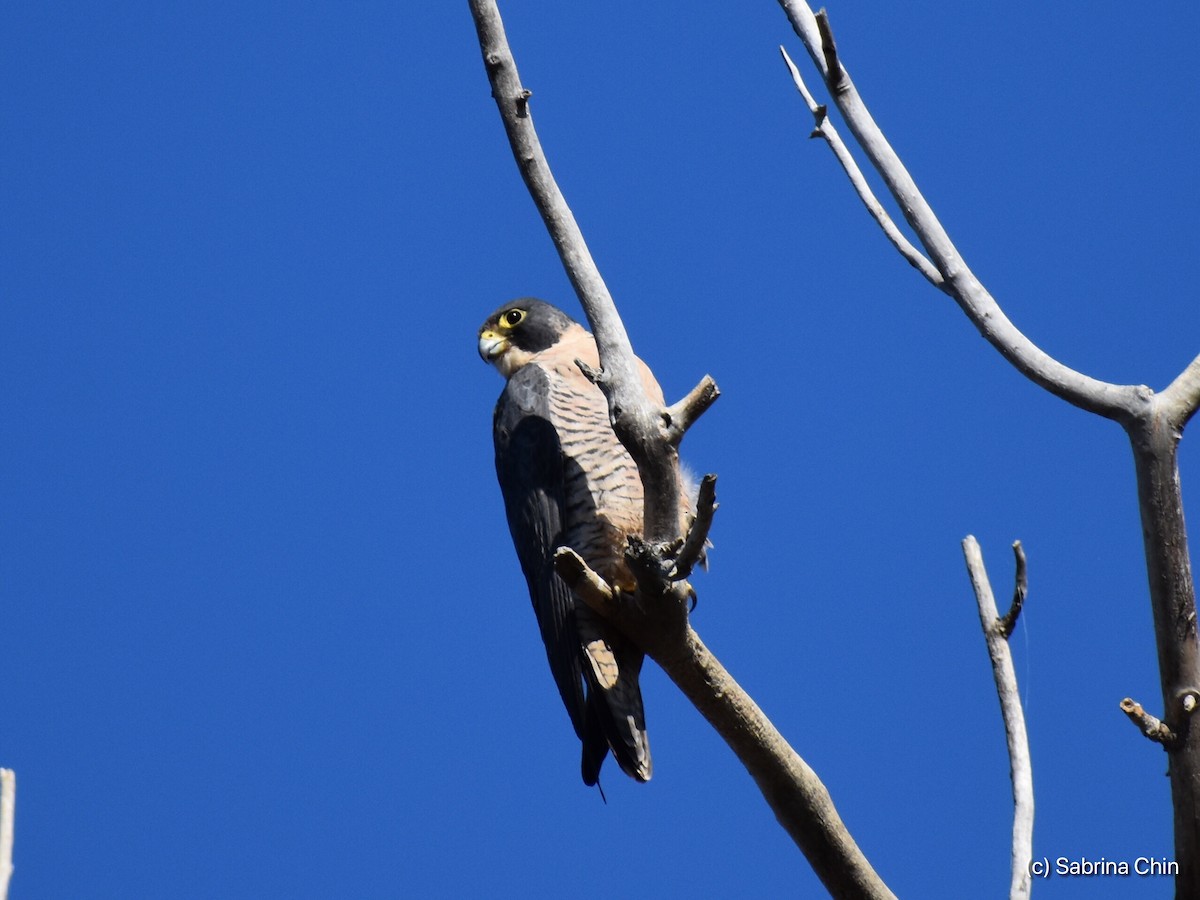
[777,20,943,287]
[998,540,1028,639]
[665,376,720,444]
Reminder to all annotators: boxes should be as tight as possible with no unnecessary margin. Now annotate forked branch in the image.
[778,2,1200,889]
[775,0,1146,423]
[778,47,941,286]
[962,538,1034,900]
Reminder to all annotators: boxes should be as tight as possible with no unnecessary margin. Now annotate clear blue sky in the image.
[3,3,1198,897]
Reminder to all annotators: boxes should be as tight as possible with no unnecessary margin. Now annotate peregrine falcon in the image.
[478,298,689,786]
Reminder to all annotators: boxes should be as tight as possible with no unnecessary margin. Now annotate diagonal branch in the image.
[776,0,1143,424]
[962,537,1034,900]
[659,627,896,900]
[554,540,896,899]
[469,0,715,545]
[471,3,893,895]
[778,47,942,287]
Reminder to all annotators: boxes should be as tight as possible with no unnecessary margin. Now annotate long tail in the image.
[577,609,652,785]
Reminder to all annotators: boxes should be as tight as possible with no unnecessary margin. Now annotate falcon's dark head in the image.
[478,298,580,379]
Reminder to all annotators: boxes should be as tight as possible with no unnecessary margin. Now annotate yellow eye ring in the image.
[500,308,526,329]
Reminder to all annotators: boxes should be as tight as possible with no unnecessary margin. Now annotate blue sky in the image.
[3,2,1197,897]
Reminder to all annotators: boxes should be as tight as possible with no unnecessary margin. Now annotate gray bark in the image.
[777,2,1200,894]
[962,539,1034,900]
[469,2,893,897]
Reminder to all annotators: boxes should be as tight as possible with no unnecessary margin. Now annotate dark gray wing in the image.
[493,364,588,740]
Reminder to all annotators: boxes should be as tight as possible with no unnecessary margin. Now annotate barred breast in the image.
[544,354,644,590]
[537,329,691,591]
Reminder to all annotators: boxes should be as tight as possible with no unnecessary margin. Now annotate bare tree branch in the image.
[778,2,1200,889]
[778,47,942,287]
[0,769,14,900]
[776,0,1144,423]
[470,3,894,895]
[468,0,715,545]
[658,627,896,900]
[962,537,1034,900]
[558,540,892,900]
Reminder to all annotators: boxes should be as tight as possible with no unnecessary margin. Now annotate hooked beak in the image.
[478,330,508,364]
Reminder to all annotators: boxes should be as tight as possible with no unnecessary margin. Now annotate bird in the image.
[478,298,693,787]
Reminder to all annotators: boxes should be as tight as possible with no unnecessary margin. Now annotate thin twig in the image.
[998,541,1028,639]
[0,769,14,900]
[779,46,942,287]
[672,473,718,581]
[776,0,1142,423]
[962,537,1034,900]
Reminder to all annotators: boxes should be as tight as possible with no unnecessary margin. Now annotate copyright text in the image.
[1027,857,1178,878]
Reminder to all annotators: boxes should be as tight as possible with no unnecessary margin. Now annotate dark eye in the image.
[503,308,525,328]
